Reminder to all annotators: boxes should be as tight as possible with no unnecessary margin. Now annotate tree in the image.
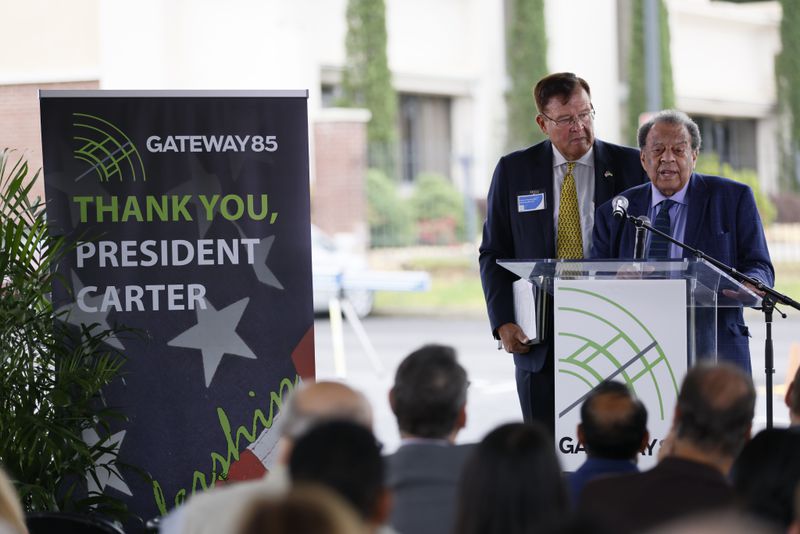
[340,0,398,178]
[505,0,548,151]
[626,0,675,145]
[776,0,800,190]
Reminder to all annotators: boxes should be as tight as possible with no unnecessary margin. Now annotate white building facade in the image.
[0,0,784,200]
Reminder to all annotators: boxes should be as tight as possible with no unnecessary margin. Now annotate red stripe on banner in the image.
[292,325,315,379]
[218,450,268,485]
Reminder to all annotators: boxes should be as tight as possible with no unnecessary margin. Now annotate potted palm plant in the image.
[0,149,132,520]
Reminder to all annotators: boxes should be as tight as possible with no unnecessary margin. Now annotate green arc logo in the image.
[557,286,680,421]
[73,113,147,183]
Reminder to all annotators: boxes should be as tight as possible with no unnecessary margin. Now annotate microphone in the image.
[633,215,651,259]
[611,196,629,219]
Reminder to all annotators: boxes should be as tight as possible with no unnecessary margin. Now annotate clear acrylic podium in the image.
[498,257,762,366]
[497,257,762,470]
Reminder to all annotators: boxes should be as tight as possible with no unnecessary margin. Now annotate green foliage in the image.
[695,153,776,224]
[504,0,548,151]
[0,150,132,519]
[776,0,800,190]
[627,0,675,145]
[409,173,465,244]
[366,168,414,247]
[340,0,398,178]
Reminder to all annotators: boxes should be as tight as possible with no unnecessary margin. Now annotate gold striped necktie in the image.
[557,162,583,259]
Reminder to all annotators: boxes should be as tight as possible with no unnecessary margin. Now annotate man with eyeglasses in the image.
[479,72,647,432]
[592,110,773,372]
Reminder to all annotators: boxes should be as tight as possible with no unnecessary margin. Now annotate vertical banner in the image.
[40,91,314,520]
[554,279,687,471]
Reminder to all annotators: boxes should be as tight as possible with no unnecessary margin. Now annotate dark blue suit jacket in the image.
[591,173,774,369]
[569,457,639,507]
[479,139,647,372]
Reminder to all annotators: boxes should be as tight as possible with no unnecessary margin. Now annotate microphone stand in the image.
[620,211,800,428]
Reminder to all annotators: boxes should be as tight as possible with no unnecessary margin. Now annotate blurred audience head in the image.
[390,344,468,441]
[786,365,800,426]
[732,428,800,529]
[674,362,755,460]
[237,484,366,534]
[288,420,389,532]
[790,483,800,534]
[646,510,781,534]
[278,380,372,463]
[453,422,568,534]
[579,381,648,460]
[0,468,26,534]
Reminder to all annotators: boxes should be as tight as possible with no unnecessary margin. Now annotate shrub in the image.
[409,173,465,245]
[695,153,776,225]
[366,168,414,247]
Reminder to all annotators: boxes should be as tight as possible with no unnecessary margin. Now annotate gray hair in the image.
[638,109,702,151]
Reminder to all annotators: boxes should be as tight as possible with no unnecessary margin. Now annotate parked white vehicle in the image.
[311,226,431,319]
[311,226,375,318]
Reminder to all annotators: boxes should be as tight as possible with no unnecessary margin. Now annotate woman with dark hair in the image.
[452,422,569,534]
[237,484,366,534]
[732,428,800,529]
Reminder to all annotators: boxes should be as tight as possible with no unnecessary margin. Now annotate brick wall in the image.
[311,108,370,247]
[0,80,99,200]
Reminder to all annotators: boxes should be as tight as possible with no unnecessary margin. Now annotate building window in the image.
[693,115,757,171]
[321,84,341,108]
[399,93,452,183]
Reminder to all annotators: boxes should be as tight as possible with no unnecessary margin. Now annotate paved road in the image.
[314,309,799,453]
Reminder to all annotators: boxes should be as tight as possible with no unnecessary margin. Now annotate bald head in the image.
[282,381,372,440]
[676,363,755,457]
[294,381,373,425]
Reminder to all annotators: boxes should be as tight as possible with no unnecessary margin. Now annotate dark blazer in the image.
[591,173,774,369]
[568,457,639,507]
[577,457,734,534]
[385,442,474,534]
[479,139,647,371]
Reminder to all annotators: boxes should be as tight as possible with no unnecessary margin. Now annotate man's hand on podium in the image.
[498,322,531,354]
[615,263,655,280]
[721,280,766,303]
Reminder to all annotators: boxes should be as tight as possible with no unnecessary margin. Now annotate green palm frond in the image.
[0,149,135,520]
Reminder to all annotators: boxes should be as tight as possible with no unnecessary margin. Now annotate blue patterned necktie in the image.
[648,199,674,259]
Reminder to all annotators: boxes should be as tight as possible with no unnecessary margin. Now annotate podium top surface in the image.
[497,258,762,308]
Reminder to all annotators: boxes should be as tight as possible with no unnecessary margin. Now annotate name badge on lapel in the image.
[518,190,546,213]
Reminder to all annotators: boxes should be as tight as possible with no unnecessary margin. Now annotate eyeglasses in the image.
[540,107,595,128]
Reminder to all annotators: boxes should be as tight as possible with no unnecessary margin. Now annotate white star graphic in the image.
[82,428,132,496]
[229,223,283,290]
[56,271,125,351]
[248,234,284,289]
[167,297,257,387]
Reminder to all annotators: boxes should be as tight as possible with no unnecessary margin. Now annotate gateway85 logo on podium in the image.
[554,279,687,470]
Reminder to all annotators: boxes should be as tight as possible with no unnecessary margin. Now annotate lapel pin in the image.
[604,170,613,178]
